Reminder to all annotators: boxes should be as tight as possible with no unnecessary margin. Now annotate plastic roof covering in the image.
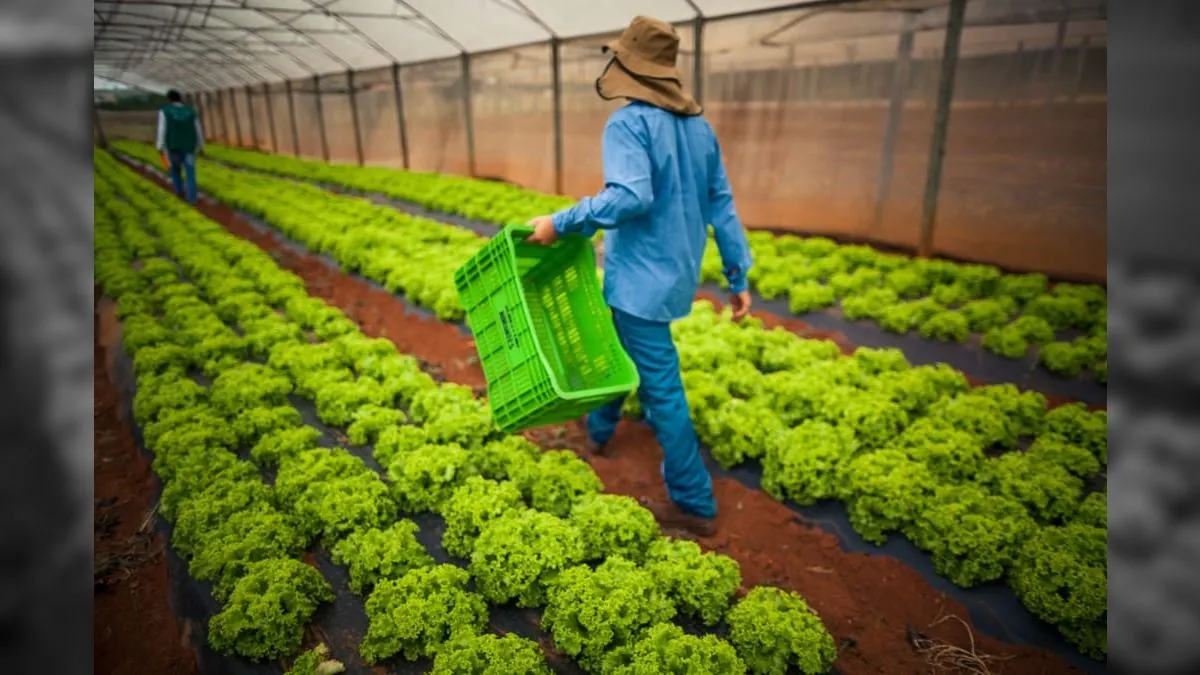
[93,0,1103,93]
[91,0,887,92]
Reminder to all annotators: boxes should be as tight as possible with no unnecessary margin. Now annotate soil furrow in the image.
[94,290,199,675]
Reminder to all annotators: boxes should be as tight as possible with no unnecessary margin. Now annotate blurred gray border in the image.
[5,0,1197,671]
[1108,2,1200,675]
[0,0,93,672]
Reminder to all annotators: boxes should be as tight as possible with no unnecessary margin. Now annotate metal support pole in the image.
[806,59,820,121]
[461,52,476,176]
[217,90,231,144]
[1028,48,1044,104]
[285,79,300,156]
[550,39,564,194]
[93,107,108,149]
[193,94,204,138]
[693,17,705,106]
[195,94,206,137]
[872,13,916,232]
[916,0,966,259]
[1069,35,1090,102]
[196,94,209,145]
[392,63,410,169]
[207,92,215,141]
[200,93,210,139]
[348,69,365,166]
[263,83,278,152]
[313,75,330,161]
[994,41,1021,108]
[1045,10,1069,111]
[245,86,259,148]
[229,88,244,147]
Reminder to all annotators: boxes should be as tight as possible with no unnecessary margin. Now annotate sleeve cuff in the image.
[726,268,748,294]
[552,208,577,236]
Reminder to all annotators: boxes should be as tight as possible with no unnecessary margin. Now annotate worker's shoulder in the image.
[162,102,197,118]
[606,102,714,134]
[605,102,650,127]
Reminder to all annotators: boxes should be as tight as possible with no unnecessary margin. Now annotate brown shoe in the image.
[642,499,717,538]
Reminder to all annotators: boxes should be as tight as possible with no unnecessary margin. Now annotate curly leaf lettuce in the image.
[468,509,585,607]
[603,622,746,675]
[208,558,335,662]
[329,520,434,595]
[431,633,551,674]
[645,538,741,627]
[727,586,836,675]
[361,565,489,663]
[542,557,676,670]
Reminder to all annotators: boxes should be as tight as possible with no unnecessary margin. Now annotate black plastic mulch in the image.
[741,292,1107,408]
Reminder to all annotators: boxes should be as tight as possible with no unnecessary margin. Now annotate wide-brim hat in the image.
[596,15,702,116]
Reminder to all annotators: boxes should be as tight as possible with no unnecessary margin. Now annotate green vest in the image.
[161,104,199,152]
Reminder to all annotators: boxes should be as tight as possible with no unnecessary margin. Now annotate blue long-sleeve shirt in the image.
[551,101,753,323]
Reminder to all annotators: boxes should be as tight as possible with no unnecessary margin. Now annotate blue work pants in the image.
[167,151,198,204]
[587,309,716,518]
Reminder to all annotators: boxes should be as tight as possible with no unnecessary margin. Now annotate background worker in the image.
[526,15,754,538]
[155,89,203,204]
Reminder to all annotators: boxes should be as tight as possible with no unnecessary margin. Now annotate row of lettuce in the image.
[197,142,575,225]
[700,236,1107,382]
[95,149,839,674]
[132,141,1107,383]
[110,141,1107,660]
[115,140,482,322]
[656,304,1107,659]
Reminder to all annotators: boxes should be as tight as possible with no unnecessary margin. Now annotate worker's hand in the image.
[525,216,558,246]
[729,290,752,322]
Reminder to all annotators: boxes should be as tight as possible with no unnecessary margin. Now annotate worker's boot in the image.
[642,499,717,538]
[575,416,609,456]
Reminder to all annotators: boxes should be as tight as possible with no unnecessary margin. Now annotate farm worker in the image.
[526,15,753,538]
[155,89,204,204]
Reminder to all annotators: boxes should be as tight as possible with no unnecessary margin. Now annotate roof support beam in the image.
[286,79,301,155]
[550,38,563,194]
[313,75,330,160]
[917,0,966,258]
[264,82,279,151]
[348,69,365,165]
[391,62,409,169]
[460,52,476,176]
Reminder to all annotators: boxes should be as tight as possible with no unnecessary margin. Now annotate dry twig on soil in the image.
[907,613,1014,675]
[93,503,163,590]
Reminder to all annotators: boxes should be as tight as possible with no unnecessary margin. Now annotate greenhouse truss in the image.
[95,0,1107,281]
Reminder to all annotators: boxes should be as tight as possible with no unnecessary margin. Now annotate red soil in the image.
[118,161,1084,675]
[94,293,198,675]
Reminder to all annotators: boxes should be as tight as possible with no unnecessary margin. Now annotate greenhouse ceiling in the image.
[93,0,1101,92]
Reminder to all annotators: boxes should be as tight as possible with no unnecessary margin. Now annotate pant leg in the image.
[183,153,198,204]
[611,309,716,518]
[587,394,625,446]
[167,151,185,197]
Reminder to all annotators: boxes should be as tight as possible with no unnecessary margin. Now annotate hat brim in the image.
[597,57,702,117]
[603,38,681,81]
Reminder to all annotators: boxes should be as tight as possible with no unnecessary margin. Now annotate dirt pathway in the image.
[94,293,198,675]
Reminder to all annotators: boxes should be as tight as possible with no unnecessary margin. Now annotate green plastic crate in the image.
[453,225,639,432]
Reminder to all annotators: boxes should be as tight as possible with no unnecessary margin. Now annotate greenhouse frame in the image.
[95,0,1107,280]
